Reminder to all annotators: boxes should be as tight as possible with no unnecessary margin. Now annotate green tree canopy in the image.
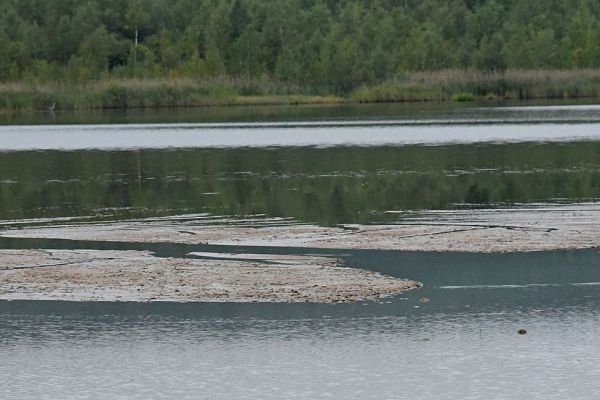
[1,0,600,93]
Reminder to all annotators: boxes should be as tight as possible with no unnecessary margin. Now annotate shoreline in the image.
[3,91,600,114]
[4,69,600,113]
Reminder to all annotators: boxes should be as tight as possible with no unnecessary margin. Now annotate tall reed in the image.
[3,69,600,112]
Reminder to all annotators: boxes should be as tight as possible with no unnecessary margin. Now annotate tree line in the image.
[1,0,600,93]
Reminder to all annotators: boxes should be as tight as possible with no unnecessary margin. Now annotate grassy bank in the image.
[0,78,344,112]
[3,69,600,112]
[351,69,600,102]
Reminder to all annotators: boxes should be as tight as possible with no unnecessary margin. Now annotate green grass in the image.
[350,69,600,103]
[451,92,476,102]
[3,69,600,113]
[0,78,344,112]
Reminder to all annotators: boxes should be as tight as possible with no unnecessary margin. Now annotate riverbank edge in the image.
[4,69,600,112]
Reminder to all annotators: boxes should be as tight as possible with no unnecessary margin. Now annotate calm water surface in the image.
[3,102,600,150]
[2,249,600,399]
[1,102,600,223]
[2,102,600,399]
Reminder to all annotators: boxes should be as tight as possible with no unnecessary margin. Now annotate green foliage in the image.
[0,78,338,111]
[350,69,600,103]
[1,0,600,94]
[451,92,476,102]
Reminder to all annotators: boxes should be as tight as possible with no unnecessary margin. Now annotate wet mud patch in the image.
[2,204,598,252]
[0,249,420,303]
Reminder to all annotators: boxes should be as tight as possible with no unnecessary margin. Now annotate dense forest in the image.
[2,0,600,111]
[1,0,600,92]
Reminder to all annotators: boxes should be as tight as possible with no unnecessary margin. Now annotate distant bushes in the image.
[0,78,343,111]
[451,93,476,102]
[350,69,600,103]
[4,69,600,112]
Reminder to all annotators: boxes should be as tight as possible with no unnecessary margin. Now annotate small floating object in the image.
[518,329,528,335]
[419,297,430,303]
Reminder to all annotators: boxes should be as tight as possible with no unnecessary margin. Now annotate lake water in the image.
[2,102,600,223]
[2,248,600,399]
[1,102,600,399]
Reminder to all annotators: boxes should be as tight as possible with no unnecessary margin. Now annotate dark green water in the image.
[1,143,599,224]
[2,98,600,126]
[2,102,470,125]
